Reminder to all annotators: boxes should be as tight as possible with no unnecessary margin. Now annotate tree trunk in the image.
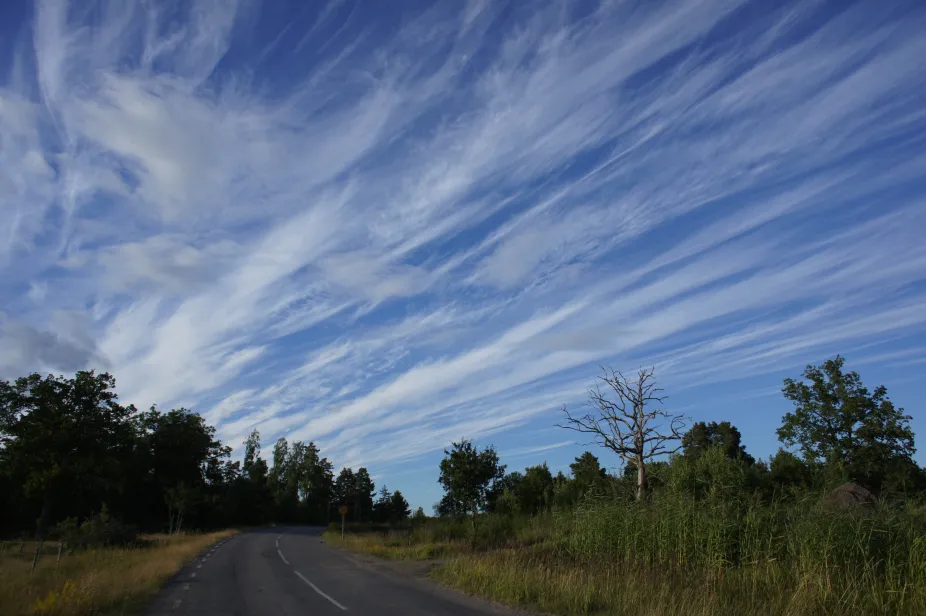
[34,494,54,542]
[636,459,647,502]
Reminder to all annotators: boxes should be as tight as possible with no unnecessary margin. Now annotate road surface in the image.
[146,527,524,615]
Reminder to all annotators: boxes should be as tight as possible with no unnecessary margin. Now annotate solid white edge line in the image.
[277,548,290,565]
[295,571,347,611]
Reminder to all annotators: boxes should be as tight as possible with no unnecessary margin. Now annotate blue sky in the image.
[1,0,925,511]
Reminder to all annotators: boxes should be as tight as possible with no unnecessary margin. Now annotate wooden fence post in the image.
[31,541,42,574]
[56,541,63,568]
[19,539,25,553]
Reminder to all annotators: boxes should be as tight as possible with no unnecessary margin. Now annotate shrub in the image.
[51,505,137,550]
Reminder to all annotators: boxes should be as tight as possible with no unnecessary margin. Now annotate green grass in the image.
[325,496,926,616]
[0,530,237,616]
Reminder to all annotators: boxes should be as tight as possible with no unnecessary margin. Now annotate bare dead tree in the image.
[558,366,688,501]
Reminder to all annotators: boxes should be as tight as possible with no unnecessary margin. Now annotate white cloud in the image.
[2,0,925,489]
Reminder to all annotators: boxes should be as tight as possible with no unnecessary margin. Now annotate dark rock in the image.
[823,482,877,512]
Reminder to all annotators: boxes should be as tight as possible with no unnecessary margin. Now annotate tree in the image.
[373,485,393,523]
[768,449,812,494]
[682,421,755,465]
[777,356,915,490]
[135,406,226,530]
[240,430,270,524]
[518,463,554,515]
[389,490,411,522]
[334,468,355,509]
[437,439,505,535]
[559,367,687,501]
[0,371,137,539]
[487,471,522,512]
[570,451,608,490]
[411,506,427,525]
[353,468,376,523]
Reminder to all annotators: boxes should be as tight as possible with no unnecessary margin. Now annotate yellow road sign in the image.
[338,505,348,516]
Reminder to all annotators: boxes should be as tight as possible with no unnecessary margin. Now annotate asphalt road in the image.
[145,527,524,616]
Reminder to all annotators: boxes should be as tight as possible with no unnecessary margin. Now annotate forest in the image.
[0,370,408,542]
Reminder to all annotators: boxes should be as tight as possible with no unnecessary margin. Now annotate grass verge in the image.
[431,547,925,616]
[0,530,237,616]
[323,528,459,560]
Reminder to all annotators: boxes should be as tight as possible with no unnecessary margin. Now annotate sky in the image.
[1,0,925,511]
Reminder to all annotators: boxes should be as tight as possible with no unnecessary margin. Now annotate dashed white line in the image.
[172,599,182,609]
[277,548,289,565]
[191,572,197,578]
[182,583,190,592]
[196,563,202,569]
[295,571,347,611]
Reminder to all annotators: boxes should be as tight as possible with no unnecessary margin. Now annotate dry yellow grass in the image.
[0,530,237,616]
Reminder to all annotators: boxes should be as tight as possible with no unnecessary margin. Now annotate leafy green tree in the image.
[136,406,225,530]
[240,430,270,524]
[487,471,522,512]
[437,439,505,535]
[518,463,554,515]
[683,421,755,465]
[334,467,355,509]
[269,437,295,519]
[768,449,812,494]
[294,442,334,523]
[0,371,137,539]
[778,356,915,490]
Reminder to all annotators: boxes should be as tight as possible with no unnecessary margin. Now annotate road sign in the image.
[338,504,348,516]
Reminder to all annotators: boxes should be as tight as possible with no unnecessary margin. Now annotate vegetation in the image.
[0,371,410,542]
[0,370,410,614]
[326,356,926,615]
[4,354,923,615]
[0,530,236,616]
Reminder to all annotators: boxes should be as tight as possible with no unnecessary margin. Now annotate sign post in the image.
[338,504,348,539]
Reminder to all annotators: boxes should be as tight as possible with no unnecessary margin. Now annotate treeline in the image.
[435,356,924,522]
[0,371,410,541]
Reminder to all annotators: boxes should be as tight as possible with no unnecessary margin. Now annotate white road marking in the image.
[182,583,190,591]
[277,549,289,565]
[172,599,182,609]
[295,571,347,611]
[191,572,197,578]
[196,564,202,569]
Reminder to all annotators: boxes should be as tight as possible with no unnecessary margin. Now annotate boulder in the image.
[822,482,877,512]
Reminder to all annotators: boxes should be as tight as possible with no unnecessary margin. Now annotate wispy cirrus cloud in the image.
[1,0,925,505]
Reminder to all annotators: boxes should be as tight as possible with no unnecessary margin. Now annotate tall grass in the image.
[328,488,926,614]
[0,530,237,616]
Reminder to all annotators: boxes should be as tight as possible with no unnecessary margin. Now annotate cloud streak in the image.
[1,0,925,503]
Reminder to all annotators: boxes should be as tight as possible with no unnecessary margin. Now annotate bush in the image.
[51,506,137,550]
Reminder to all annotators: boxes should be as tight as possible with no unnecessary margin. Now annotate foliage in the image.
[682,421,755,464]
[0,370,409,540]
[437,439,505,532]
[0,371,137,539]
[778,355,915,491]
[51,506,137,550]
